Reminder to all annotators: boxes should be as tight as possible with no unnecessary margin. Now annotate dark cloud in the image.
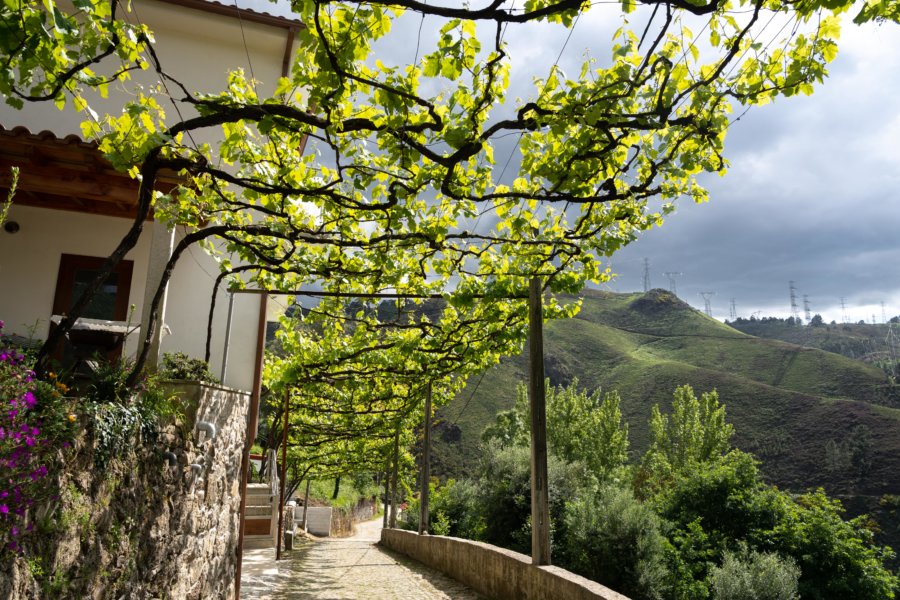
[605,23,900,322]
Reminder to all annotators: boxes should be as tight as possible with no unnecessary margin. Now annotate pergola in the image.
[229,280,553,594]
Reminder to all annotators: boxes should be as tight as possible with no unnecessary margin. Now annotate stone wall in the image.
[332,498,377,537]
[380,528,631,600]
[0,382,249,600]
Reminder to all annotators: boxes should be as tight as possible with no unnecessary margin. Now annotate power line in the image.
[448,370,488,428]
[495,11,582,184]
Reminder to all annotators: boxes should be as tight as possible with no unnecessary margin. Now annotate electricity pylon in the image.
[663,272,682,296]
[789,281,800,323]
[700,291,715,318]
[642,258,651,293]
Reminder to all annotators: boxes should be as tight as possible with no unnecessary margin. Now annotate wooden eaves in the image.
[0,126,182,220]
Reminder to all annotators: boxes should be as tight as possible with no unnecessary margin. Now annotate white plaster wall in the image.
[0,204,151,357]
[163,229,263,391]
[0,0,293,139]
[0,206,266,391]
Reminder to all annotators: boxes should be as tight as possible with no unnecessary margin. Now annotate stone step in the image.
[242,534,275,550]
[246,505,273,517]
[246,489,274,498]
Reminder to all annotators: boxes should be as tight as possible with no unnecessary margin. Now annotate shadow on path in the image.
[240,518,483,600]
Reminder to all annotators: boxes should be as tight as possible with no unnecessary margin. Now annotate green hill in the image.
[729,317,900,381]
[434,289,900,550]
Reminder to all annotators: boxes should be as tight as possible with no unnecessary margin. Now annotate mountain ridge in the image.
[434,288,900,551]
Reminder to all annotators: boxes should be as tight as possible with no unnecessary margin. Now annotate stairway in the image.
[242,451,279,549]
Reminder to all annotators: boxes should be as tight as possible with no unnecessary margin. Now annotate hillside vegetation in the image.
[729,316,900,377]
[434,289,900,548]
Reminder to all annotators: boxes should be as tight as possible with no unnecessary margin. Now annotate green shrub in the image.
[760,490,899,600]
[402,479,484,538]
[710,549,799,600]
[563,484,670,600]
[159,352,219,383]
[475,444,534,553]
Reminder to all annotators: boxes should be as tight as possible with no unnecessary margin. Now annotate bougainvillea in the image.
[0,321,75,554]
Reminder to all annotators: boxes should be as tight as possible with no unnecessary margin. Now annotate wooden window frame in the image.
[52,254,134,321]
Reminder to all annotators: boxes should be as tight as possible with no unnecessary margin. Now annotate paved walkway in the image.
[240,518,483,599]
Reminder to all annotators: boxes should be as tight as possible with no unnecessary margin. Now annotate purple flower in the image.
[0,504,7,515]
[21,392,36,409]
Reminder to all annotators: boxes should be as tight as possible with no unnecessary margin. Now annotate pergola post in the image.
[301,479,311,531]
[529,277,551,565]
[382,465,390,528]
[418,382,432,535]
[389,428,400,528]
[276,390,289,561]
[235,293,268,597]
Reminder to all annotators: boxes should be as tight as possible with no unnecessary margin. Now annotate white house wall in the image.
[0,205,264,391]
[0,0,297,391]
[163,228,263,391]
[0,0,292,141]
[0,204,152,357]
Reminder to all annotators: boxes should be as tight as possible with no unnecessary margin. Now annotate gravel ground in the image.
[240,518,484,600]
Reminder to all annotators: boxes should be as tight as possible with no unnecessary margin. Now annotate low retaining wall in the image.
[303,507,333,536]
[380,529,630,600]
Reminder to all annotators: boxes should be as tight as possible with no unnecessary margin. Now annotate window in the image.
[51,254,134,365]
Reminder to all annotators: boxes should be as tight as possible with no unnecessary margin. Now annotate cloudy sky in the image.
[494,11,900,323]
[606,20,900,323]
[246,1,900,323]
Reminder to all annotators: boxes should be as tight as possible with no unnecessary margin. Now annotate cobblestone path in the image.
[240,518,484,599]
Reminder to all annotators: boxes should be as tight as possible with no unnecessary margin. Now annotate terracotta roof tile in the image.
[0,125,96,148]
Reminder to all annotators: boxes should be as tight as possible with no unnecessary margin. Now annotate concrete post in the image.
[389,429,400,529]
[302,479,311,531]
[138,220,175,369]
[418,382,432,535]
[382,466,390,528]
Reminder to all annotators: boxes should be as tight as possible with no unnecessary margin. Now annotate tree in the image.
[2,0,869,379]
[762,490,899,599]
[641,385,733,489]
[482,379,629,480]
[3,0,894,472]
[563,485,671,600]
